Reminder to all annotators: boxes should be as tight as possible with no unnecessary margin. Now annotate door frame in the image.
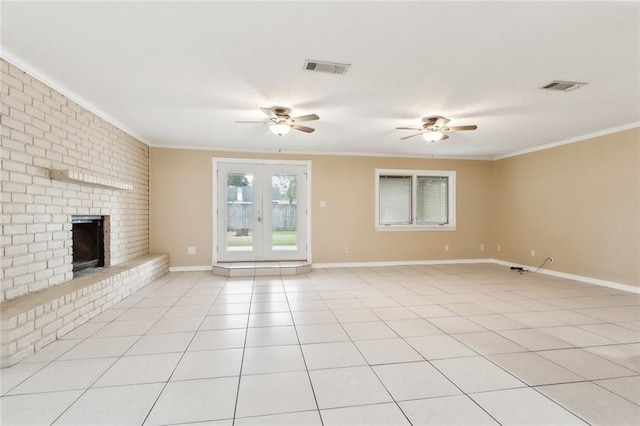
[212,157,312,264]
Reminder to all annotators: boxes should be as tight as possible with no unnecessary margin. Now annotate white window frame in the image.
[375,168,456,232]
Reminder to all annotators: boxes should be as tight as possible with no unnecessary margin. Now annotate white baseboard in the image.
[491,259,640,294]
[169,266,213,272]
[167,259,639,294]
[312,259,494,269]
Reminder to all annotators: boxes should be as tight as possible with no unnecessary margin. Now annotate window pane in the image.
[379,176,411,224]
[417,176,448,224]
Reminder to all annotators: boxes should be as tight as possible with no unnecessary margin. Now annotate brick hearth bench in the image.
[0,254,169,367]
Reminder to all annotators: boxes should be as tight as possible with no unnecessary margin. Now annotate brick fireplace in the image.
[0,59,170,367]
[1,58,151,302]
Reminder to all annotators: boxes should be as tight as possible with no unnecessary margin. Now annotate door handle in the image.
[256,211,262,222]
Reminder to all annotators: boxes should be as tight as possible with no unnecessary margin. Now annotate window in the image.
[375,169,456,231]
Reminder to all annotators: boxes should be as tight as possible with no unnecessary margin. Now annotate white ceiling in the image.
[2,1,639,159]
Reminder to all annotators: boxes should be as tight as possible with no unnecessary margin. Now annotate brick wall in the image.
[1,58,150,302]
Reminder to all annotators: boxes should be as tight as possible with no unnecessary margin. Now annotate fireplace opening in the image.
[72,215,105,273]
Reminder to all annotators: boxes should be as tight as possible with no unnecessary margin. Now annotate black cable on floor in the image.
[510,256,552,274]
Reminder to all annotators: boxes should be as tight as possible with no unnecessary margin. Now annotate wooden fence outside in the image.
[227,202,297,231]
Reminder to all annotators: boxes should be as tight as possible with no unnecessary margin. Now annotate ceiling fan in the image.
[396,116,477,142]
[236,107,319,136]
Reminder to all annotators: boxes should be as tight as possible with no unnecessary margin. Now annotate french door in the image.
[215,160,308,262]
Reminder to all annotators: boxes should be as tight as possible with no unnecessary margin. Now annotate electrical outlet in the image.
[497,245,501,252]
[480,244,485,251]
[344,246,350,254]
[187,246,196,255]
[548,257,554,264]
[444,244,449,251]
[530,249,536,257]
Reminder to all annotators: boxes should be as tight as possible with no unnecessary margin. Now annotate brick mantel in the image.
[49,169,134,191]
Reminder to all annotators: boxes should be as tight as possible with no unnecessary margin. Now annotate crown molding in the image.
[493,122,640,160]
[1,50,153,146]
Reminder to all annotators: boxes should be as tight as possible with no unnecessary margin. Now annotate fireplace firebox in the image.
[72,215,105,273]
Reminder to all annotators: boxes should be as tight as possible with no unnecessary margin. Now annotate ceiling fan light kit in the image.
[423,131,444,142]
[269,123,292,136]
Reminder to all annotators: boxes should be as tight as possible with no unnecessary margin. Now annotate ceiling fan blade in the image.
[396,127,422,130]
[260,107,275,118]
[235,120,267,123]
[447,125,478,131]
[400,133,422,140]
[293,113,319,122]
[293,124,315,133]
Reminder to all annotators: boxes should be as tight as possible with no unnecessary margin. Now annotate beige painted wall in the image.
[150,128,639,287]
[490,128,640,286]
[149,149,492,266]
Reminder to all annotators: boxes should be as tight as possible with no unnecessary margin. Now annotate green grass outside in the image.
[227,230,297,247]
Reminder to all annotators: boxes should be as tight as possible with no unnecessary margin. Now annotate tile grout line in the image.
[138,271,223,426]
[230,275,256,426]
[283,274,325,426]
[46,271,196,425]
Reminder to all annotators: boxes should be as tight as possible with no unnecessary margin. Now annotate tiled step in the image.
[212,261,312,277]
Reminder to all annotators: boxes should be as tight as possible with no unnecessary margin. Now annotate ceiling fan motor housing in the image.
[423,116,450,130]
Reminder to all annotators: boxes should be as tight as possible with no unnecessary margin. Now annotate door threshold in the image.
[212,261,312,277]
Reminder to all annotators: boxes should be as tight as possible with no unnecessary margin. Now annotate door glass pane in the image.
[271,174,297,251]
[417,176,448,224]
[226,173,254,251]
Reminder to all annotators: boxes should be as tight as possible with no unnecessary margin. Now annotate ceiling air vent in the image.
[541,80,587,92]
[304,59,350,75]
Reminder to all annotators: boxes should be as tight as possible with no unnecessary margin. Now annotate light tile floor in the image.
[1,264,639,425]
